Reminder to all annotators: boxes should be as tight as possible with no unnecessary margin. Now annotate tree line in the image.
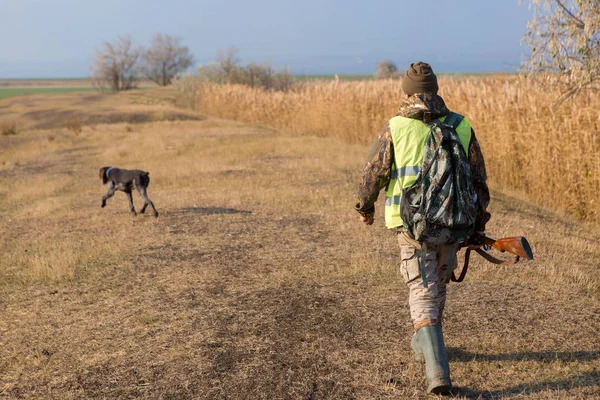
[197,46,293,91]
[90,37,293,93]
[92,1,598,102]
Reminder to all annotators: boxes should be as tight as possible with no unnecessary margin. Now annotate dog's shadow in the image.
[174,207,252,215]
[447,348,600,398]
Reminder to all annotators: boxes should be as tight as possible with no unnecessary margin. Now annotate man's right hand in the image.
[360,215,374,225]
[467,231,485,249]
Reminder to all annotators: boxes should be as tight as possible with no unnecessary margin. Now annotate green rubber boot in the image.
[415,325,451,395]
[411,332,424,363]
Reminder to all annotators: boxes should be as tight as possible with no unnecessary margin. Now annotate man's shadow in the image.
[447,348,600,399]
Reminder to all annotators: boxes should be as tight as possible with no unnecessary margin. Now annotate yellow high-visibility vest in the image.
[384,114,472,229]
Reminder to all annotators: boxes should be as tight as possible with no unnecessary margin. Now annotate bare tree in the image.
[375,60,399,80]
[143,33,194,86]
[245,62,274,88]
[90,35,141,92]
[521,0,600,102]
[215,46,242,83]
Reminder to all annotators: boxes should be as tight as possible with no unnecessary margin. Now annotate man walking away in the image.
[355,62,491,394]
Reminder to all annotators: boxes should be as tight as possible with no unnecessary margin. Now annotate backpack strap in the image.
[443,112,464,130]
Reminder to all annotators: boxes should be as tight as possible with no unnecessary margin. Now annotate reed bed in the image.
[192,76,599,223]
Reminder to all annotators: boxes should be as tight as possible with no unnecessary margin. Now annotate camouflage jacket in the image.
[355,93,491,232]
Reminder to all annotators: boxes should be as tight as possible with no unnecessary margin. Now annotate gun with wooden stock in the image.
[451,235,534,282]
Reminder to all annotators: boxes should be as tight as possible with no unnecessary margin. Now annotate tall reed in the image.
[192,76,600,223]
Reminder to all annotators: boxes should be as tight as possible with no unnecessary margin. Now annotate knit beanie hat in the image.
[402,62,439,95]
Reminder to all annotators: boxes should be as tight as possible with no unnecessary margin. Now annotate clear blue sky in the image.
[0,0,534,78]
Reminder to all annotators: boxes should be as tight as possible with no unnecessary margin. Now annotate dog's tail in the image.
[140,171,150,187]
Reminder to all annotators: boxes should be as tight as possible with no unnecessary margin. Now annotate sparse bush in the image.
[1,121,18,136]
[197,64,225,84]
[173,75,198,108]
[196,47,294,91]
[239,62,294,91]
[375,60,400,80]
[272,68,294,91]
[216,46,242,83]
[197,46,243,85]
[244,62,274,88]
[64,118,82,134]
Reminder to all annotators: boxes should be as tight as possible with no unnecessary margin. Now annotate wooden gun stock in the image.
[481,236,534,260]
[452,235,534,282]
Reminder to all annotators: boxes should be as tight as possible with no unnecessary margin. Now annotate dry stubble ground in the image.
[0,90,599,399]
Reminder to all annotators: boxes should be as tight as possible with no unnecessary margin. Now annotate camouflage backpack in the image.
[400,112,477,246]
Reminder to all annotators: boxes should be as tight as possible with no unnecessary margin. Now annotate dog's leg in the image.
[101,183,116,208]
[126,190,137,215]
[136,182,148,214]
[137,186,158,217]
[139,187,149,214]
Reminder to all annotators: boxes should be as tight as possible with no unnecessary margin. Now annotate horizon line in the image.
[0,71,520,80]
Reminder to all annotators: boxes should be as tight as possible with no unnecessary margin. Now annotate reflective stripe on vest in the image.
[384,114,472,229]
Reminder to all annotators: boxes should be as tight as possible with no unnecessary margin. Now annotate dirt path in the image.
[1,93,599,399]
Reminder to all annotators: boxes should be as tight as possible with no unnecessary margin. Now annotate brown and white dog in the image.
[99,167,158,217]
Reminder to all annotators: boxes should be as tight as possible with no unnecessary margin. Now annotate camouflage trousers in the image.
[397,232,459,331]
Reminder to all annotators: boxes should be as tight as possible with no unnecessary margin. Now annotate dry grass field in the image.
[0,79,158,101]
[0,88,599,399]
